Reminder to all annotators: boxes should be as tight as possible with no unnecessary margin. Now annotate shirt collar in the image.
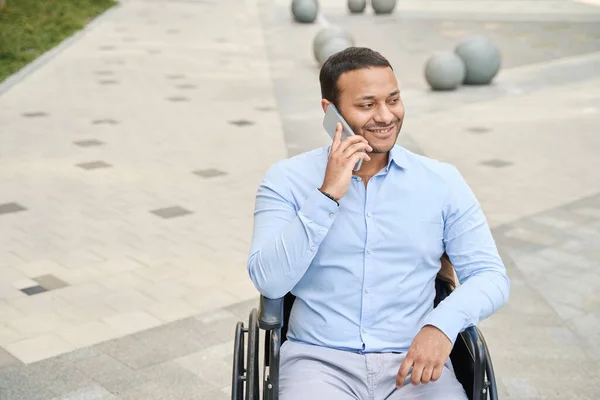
[388,144,409,170]
[324,144,409,171]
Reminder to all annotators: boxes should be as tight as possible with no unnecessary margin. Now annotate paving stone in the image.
[145,299,197,323]
[12,278,39,290]
[0,203,27,216]
[21,111,48,118]
[165,96,189,102]
[91,119,119,125]
[480,159,514,168]
[74,353,140,394]
[94,321,202,370]
[149,206,193,219]
[73,139,105,147]
[56,321,121,348]
[24,357,92,395]
[175,349,232,392]
[76,161,112,170]
[50,384,116,400]
[3,334,75,364]
[0,348,23,369]
[0,326,21,347]
[228,119,254,127]
[100,311,161,337]
[466,126,492,134]
[192,168,227,178]
[56,347,100,363]
[224,298,256,321]
[0,366,52,400]
[20,285,48,296]
[33,274,69,290]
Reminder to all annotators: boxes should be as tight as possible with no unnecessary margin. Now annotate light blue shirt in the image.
[248,144,510,353]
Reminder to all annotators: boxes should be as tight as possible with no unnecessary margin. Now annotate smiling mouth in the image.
[366,125,395,135]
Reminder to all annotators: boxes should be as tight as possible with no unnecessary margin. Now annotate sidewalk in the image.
[1,0,600,398]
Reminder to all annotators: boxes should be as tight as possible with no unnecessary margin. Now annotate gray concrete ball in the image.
[424,51,466,91]
[291,0,319,23]
[313,26,355,62]
[348,0,367,13]
[372,0,396,14]
[316,37,352,66]
[454,35,501,85]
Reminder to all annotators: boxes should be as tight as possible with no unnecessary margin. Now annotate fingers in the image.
[396,359,413,388]
[420,365,434,384]
[349,151,371,167]
[336,133,369,154]
[342,141,372,159]
[431,365,443,382]
[410,363,424,386]
[331,122,343,153]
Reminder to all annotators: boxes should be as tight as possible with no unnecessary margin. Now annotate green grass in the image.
[0,0,117,83]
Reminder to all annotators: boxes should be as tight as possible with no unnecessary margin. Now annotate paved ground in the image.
[0,0,599,398]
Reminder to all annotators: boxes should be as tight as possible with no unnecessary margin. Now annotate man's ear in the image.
[321,99,332,113]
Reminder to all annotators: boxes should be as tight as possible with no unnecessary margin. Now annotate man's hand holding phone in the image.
[320,122,372,201]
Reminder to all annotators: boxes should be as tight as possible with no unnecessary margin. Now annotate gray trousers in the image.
[279,340,468,400]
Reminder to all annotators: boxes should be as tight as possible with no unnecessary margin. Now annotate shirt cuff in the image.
[298,188,339,229]
[421,307,466,346]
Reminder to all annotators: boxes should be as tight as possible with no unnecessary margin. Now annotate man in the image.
[247,47,510,399]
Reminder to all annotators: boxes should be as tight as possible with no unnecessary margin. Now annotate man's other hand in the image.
[396,325,452,388]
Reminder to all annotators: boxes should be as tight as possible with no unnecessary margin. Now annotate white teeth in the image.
[369,127,392,133]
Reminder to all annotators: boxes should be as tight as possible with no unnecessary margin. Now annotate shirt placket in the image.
[357,175,376,350]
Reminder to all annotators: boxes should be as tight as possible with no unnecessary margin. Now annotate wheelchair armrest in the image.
[258,295,284,330]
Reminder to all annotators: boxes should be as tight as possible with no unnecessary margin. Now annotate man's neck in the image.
[352,152,389,182]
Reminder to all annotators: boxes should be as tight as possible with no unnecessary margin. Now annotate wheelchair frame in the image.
[233,277,498,400]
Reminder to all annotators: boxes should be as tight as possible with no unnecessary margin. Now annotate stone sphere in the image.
[291,0,319,23]
[348,0,366,13]
[372,0,396,14]
[313,26,355,62]
[424,51,466,91]
[454,35,501,85]
[316,36,352,66]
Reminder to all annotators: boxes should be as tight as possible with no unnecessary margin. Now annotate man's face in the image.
[333,66,405,154]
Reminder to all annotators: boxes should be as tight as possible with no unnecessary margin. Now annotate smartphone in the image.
[322,104,363,171]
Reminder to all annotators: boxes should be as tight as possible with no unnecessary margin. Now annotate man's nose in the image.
[374,106,395,124]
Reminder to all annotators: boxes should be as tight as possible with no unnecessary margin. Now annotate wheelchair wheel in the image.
[246,308,260,400]
[232,321,245,400]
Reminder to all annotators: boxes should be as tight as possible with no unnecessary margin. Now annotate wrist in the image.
[318,187,340,206]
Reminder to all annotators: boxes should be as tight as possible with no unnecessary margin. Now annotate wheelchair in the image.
[232,271,499,400]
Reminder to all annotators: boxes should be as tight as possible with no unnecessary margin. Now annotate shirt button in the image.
[329,213,335,218]
[365,288,370,293]
[362,328,367,333]
[367,212,372,217]
[357,177,362,181]
[310,246,316,251]
[367,249,372,254]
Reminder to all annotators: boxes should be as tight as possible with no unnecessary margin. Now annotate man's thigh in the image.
[279,340,366,400]
[384,364,468,400]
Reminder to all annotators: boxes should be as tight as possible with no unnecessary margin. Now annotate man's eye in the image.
[361,104,373,109]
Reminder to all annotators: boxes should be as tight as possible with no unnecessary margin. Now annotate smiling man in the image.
[247,47,510,399]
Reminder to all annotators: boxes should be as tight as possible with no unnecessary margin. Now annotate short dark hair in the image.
[319,47,392,106]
